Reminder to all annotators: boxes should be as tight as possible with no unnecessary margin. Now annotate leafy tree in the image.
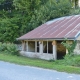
[30,0,72,29]
[13,0,42,31]
[0,0,72,42]
[0,18,19,42]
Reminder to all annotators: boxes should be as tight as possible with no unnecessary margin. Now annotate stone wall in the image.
[20,51,54,60]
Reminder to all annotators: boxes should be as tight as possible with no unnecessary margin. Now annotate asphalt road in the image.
[0,61,80,80]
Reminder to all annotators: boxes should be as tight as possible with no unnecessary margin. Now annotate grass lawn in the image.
[0,53,80,74]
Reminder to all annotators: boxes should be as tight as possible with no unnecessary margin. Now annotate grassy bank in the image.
[0,53,80,74]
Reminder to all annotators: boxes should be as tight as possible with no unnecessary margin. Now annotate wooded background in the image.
[0,0,78,42]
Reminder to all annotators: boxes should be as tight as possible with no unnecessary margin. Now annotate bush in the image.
[55,54,80,67]
[6,43,19,55]
[63,54,80,67]
[0,42,3,51]
[0,42,19,55]
[0,42,7,51]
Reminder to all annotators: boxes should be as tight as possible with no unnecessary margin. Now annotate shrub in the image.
[72,55,80,67]
[63,54,80,67]
[63,54,75,66]
[0,42,19,55]
[0,42,3,51]
[0,42,7,52]
[6,43,19,55]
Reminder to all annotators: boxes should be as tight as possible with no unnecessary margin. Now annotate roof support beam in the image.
[52,40,57,60]
[39,41,43,54]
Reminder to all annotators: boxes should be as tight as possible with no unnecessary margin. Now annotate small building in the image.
[17,15,80,60]
[71,0,80,8]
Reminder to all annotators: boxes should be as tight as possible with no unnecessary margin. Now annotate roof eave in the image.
[17,37,75,41]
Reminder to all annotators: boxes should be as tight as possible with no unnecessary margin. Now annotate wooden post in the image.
[52,40,57,60]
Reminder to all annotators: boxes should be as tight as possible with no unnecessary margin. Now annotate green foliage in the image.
[6,43,19,55]
[0,42,19,55]
[30,0,71,29]
[61,39,76,55]
[63,54,80,67]
[0,42,4,51]
[70,8,80,15]
[46,0,71,17]
[0,42,7,51]
[0,0,74,43]
[55,54,80,68]
[0,0,4,2]
[0,18,19,42]
[13,0,41,10]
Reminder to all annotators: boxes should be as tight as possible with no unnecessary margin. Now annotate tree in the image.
[0,18,19,42]
[30,0,72,29]
[0,0,72,42]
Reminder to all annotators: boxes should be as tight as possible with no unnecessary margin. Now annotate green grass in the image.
[0,53,80,74]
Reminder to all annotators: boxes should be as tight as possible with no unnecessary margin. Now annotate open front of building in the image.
[19,39,80,60]
[20,40,66,60]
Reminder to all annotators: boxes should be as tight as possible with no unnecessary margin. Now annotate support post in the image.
[35,41,37,53]
[26,41,28,52]
[66,49,68,54]
[39,41,43,53]
[22,41,25,51]
[52,40,57,60]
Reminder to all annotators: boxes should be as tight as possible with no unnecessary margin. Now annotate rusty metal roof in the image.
[17,15,80,40]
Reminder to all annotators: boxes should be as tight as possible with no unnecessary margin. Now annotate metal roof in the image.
[17,15,80,40]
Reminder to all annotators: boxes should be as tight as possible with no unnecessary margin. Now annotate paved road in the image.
[0,61,80,80]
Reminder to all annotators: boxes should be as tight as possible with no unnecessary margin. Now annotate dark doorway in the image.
[57,41,66,59]
[48,41,53,54]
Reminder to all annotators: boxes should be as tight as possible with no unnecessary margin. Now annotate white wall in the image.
[74,40,80,54]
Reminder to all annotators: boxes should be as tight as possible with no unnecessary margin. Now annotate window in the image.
[28,41,35,52]
[43,41,53,54]
[43,41,47,53]
[48,41,53,53]
[37,41,39,52]
[27,41,40,53]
